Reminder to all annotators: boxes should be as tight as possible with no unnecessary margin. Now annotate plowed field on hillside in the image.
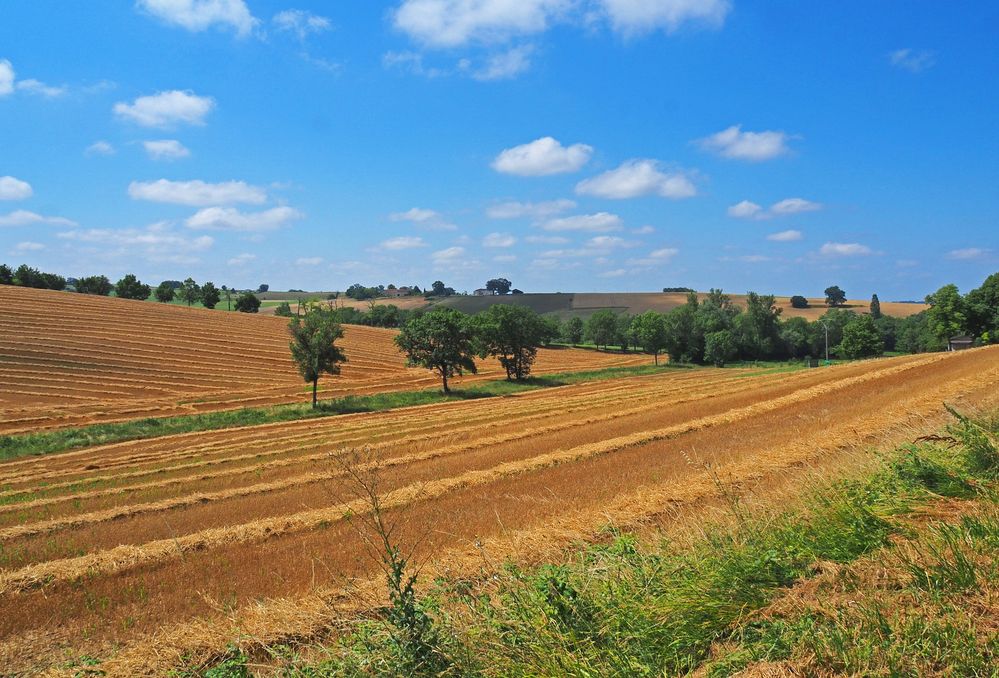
[0,345,996,675]
[0,286,644,433]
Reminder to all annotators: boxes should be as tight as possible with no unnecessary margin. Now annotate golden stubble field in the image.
[0,337,996,674]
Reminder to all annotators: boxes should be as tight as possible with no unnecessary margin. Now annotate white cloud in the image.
[0,176,32,201]
[85,140,116,156]
[699,124,793,161]
[492,136,593,176]
[296,256,324,266]
[947,247,990,260]
[627,246,679,267]
[767,229,803,242]
[58,222,214,264]
[649,247,678,259]
[525,234,569,244]
[143,139,191,160]
[890,48,935,73]
[380,236,428,250]
[13,241,45,252]
[483,232,517,248]
[598,268,627,278]
[576,159,696,199]
[493,254,517,262]
[273,9,332,40]
[632,225,655,234]
[388,207,457,230]
[228,252,256,266]
[728,197,821,220]
[0,210,76,227]
[819,242,872,257]
[470,45,533,80]
[392,0,567,48]
[486,198,575,219]
[137,0,257,36]
[114,90,216,128]
[185,206,303,231]
[0,59,13,96]
[15,79,67,98]
[598,0,731,36]
[128,179,266,206]
[432,246,465,262]
[542,212,623,232]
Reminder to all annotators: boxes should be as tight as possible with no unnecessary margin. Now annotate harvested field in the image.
[0,345,996,675]
[0,286,644,434]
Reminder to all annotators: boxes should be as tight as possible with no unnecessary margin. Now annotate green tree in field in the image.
[179,277,201,306]
[615,313,636,352]
[288,309,348,408]
[924,283,966,343]
[564,316,584,345]
[274,301,294,317]
[395,308,477,393]
[475,305,546,380]
[631,311,669,364]
[964,272,999,342]
[201,282,221,309]
[114,273,151,300]
[869,293,882,319]
[825,285,847,307]
[0,264,13,285]
[585,309,619,349]
[154,281,175,303]
[789,295,809,309]
[704,330,737,367]
[840,314,884,358]
[780,316,812,358]
[539,315,562,346]
[234,291,261,313]
[77,274,113,296]
[736,292,782,360]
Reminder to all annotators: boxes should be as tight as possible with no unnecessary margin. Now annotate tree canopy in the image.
[475,304,546,380]
[77,275,112,296]
[234,291,261,313]
[201,282,221,310]
[288,309,347,407]
[395,308,477,393]
[486,278,512,295]
[114,274,151,301]
[179,278,201,306]
[824,285,847,307]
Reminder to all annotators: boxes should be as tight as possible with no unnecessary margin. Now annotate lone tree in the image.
[395,308,477,393]
[234,291,261,313]
[825,285,847,307]
[485,278,512,295]
[77,275,113,296]
[632,310,669,365]
[155,281,175,303]
[179,277,201,306]
[790,295,809,309]
[564,316,584,346]
[870,293,882,319]
[475,305,546,380]
[201,282,221,310]
[115,274,151,300]
[585,309,619,349]
[289,309,348,408]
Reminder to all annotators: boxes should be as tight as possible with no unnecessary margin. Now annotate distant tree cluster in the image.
[0,264,66,290]
[662,287,695,293]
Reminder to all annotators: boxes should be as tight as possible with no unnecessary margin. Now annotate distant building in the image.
[384,286,411,298]
[948,335,975,351]
[473,288,495,296]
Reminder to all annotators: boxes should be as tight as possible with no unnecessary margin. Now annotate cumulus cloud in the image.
[492,136,593,176]
[0,210,76,227]
[947,247,990,260]
[699,124,793,161]
[767,229,803,242]
[819,242,872,257]
[486,198,575,219]
[890,48,935,73]
[469,45,534,80]
[185,206,303,231]
[143,139,191,161]
[228,252,256,266]
[728,197,821,220]
[599,0,731,36]
[0,59,12,96]
[576,159,696,199]
[0,176,32,201]
[525,234,569,244]
[128,179,266,206]
[273,9,332,39]
[85,140,116,156]
[632,225,655,234]
[380,236,428,250]
[542,212,623,232]
[58,222,214,264]
[114,90,215,128]
[388,207,457,230]
[137,0,258,36]
[0,59,66,98]
[13,241,45,252]
[483,232,516,247]
[432,246,465,262]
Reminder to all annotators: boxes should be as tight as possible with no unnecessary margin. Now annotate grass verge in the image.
[199,406,998,677]
[0,363,688,462]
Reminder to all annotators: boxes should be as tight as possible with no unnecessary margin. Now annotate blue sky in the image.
[1,1,996,299]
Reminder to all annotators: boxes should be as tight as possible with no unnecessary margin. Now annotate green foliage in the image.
[779,316,811,358]
[631,310,669,364]
[345,283,383,300]
[234,291,260,313]
[114,273,150,301]
[824,285,846,306]
[154,281,175,303]
[925,283,967,343]
[735,292,782,360]
[201,281,221,309]
[563,316,584,345]
[9,264,65,289]
[274,301,294,317]
[288,309,348,407]
[179,277,201,306]
[964,271,999,341]
[789,295,808,309]
[839,314,884,358]
[585,309,619,349]
[704,330,737,366]
[486,277,512,295]
[76,274,112,296]
[0,263,14,285]
[395,308,478,393]
[869,293,881,319]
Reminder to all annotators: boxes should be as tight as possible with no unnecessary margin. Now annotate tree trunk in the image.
[441,371,450,394]
[312,379,318,408]
[654,352,659,365]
